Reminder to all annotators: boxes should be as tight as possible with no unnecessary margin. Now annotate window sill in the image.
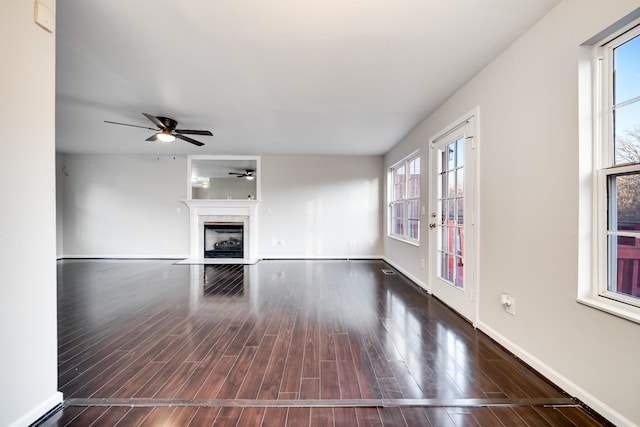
[387,234,420,247]
[577,295,640,325]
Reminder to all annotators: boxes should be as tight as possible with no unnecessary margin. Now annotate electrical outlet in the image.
[162,240,168,248]
[501,293,515,316]
[420,258,425,269]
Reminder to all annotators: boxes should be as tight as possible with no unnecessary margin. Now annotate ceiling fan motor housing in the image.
[157,117,178,130]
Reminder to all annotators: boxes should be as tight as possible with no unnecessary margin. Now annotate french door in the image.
[429,114,477,323]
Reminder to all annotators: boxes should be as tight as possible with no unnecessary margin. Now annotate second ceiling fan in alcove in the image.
[104,113,213,146]
[229,169,255,179]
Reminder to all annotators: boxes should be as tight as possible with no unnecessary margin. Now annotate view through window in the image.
[601,25,640,304]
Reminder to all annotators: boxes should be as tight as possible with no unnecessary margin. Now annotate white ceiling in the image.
[55,0,561,156]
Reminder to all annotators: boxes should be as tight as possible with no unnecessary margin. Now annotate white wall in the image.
[60,154,190,258]
[0,1,62,426]
[56,152,64,258]
[384,1,640,425]
[259,155,383,258]
[60,154,384,260]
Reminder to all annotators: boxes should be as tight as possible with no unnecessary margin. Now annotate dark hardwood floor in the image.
[38,259,609,426]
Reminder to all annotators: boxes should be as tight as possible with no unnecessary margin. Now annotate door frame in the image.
[428,108,479,325]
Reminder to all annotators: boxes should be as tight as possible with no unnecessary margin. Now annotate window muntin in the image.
[389,153,421,242]
[598,26,640,307]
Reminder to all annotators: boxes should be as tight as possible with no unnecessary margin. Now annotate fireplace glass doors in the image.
[204,223,244,258]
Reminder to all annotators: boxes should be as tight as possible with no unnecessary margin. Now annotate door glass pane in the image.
[447,199,455,225]
[440,253,447,278]
[441,224,448,252]
[456,169,464,197]
[447,171,456,198]
[455,257,464,288]
[447,143,455,170]
[454,257,463,288]
[457,198,464,225]
[437,139,465,288]
[456,137,464,168]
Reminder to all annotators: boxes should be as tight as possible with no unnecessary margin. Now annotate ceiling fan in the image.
[229,169,256,180]
[104,113,212,146]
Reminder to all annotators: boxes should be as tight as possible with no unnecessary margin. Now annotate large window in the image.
[389,153,421,243]
[593,23,640,312]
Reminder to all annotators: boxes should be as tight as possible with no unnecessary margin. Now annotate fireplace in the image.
[204,223,244,258]
[182,199,259,262]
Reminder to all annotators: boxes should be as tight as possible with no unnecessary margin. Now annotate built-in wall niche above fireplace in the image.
[188,156,260,200]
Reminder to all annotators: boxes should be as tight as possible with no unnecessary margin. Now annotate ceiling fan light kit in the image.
[104,113,212,146]
[157,130,176,142]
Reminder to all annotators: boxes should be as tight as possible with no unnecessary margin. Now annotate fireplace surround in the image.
[182,199,259,263]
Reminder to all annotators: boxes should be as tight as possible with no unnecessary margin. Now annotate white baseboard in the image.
[260,255,384,260]
[8,392,63,427]
[382,257,431,293]
[476,320,633,427]
[60,254,189,259]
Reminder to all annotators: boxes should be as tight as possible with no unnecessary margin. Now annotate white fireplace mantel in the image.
[182,199,260,263]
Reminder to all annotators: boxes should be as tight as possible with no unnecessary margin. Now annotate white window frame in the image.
[579,15,640,323]
[388,151,421,245]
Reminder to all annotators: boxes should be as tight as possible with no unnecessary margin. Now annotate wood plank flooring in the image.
[37,259,610,426]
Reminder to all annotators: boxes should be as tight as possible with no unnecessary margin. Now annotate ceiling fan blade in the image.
[142,113,166,129]
[175,134,204,146]
[174,129,213,136]
[145,133,158,141]
[104,120,156,131]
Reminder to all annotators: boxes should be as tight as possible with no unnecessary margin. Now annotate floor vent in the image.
[381,269,396,275]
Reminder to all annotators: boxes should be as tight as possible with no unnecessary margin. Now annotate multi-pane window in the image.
[389,153,421,242]
[597,24,640,307]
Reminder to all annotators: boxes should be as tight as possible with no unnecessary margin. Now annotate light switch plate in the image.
[34,1,55,33]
